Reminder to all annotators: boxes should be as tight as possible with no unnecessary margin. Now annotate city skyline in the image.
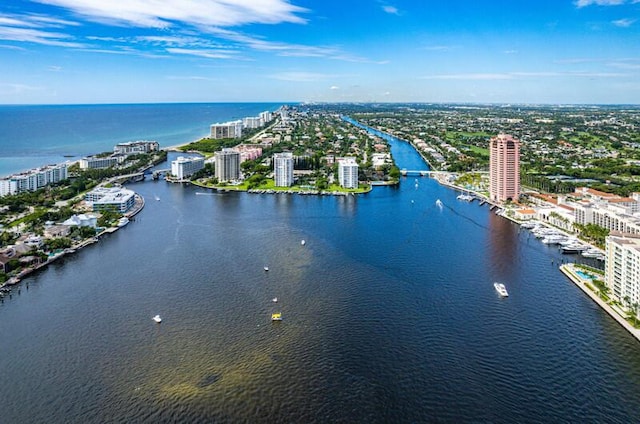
[1,0,639,105]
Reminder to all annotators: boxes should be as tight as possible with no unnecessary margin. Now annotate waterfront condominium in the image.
[273,152,294,187]
[214,148,241,182]
[338,157,359,189]
[605,233,640,319]
[0,163,68,197]
[171,156,205,180]
[489,134,520,203]
[210,121,243,139]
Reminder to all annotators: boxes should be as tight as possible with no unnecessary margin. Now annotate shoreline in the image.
[560,263,640,343]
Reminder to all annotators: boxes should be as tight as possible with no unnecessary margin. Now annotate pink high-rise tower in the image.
[489,134,520,203]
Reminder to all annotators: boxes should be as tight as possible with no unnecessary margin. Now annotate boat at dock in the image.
[117,217,129,227]
[494,282,509,297]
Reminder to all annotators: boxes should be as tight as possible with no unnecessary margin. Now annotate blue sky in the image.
[1,0,639,104]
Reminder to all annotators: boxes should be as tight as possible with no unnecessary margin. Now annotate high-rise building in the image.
[210,121,243,139]
[489,134,520,203]
[605,233,640,319]
[338,157,359,189]
[273,152,294,187]
[171,156,204,180]
[214,148,241,182]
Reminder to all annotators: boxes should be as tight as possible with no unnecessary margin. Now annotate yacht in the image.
[582,248,604,259]
[435,199,443,208]
[152,315,162,323]
[494,282,509,297]
[117,217,129,227]
[561,243,588,253]
[456,193,474,201]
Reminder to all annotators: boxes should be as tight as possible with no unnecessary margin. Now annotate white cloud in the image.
[421,71,628,80]
[330,85,339,90]
[382,5,400,15]
[612,18,636,27]
[34,0,309,28]
[0,25,85,47]
[48,65,62,71]
[423,45,459,52]
[575,0,635,7]
[166,47,240,60]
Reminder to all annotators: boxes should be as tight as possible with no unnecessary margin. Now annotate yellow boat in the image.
[271,313,282,321]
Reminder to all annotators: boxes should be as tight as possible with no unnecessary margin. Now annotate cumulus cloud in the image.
[33,0,309,28]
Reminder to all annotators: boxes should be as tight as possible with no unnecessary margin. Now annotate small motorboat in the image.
[494,282,509,297]
[271,313,282,321]
[264,266,269,272]
[272,297,278,303]
[301,240,306,246]
[153,314,162,323]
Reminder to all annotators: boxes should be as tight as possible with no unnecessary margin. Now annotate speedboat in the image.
[153,314,162,323]
[301,240,306,246]
[494,282,509,297]
[272,297,278,303]
[271,313,282,321]
[264,266,269,272]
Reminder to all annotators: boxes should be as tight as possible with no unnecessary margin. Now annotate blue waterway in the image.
[1,108,640,422]
[0,103,282,177]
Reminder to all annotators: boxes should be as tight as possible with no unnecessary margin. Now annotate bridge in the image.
[400,170,452,177]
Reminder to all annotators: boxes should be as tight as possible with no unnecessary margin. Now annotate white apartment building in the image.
[79,156,121,169]
[605,233,640,318]
[114,140,159,155]
[171,156,205,180]
[214,148,241,182]
[243,117,262,129]
[273,152,294,187]
[85,187,135,213]
[338,157,359,189]
[210,121,243,139]
[259,111,273,123]
[0,163,68,197]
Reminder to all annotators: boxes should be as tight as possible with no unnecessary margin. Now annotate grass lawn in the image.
[193,178,371,194]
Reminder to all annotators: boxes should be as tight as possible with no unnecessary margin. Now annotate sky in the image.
[0,0,639,105]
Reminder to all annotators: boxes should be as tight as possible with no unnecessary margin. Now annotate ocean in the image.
[0,103,282,177]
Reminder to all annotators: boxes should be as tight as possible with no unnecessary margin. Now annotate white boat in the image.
[561,243,588,253]
[152,314,162,323]
[494,282,509,297]
[154,195,160,201]
[301,240,306,246]
[457,193,474,201]
[117,217,129,227]
[435,199,443,208]
[264,266,269,272]
[272,297,278,303]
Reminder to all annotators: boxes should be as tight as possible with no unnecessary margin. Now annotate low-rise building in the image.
[0,163,68,197]
[114,140,159,155]
[85,187,136,213]
[79,156,121,169]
